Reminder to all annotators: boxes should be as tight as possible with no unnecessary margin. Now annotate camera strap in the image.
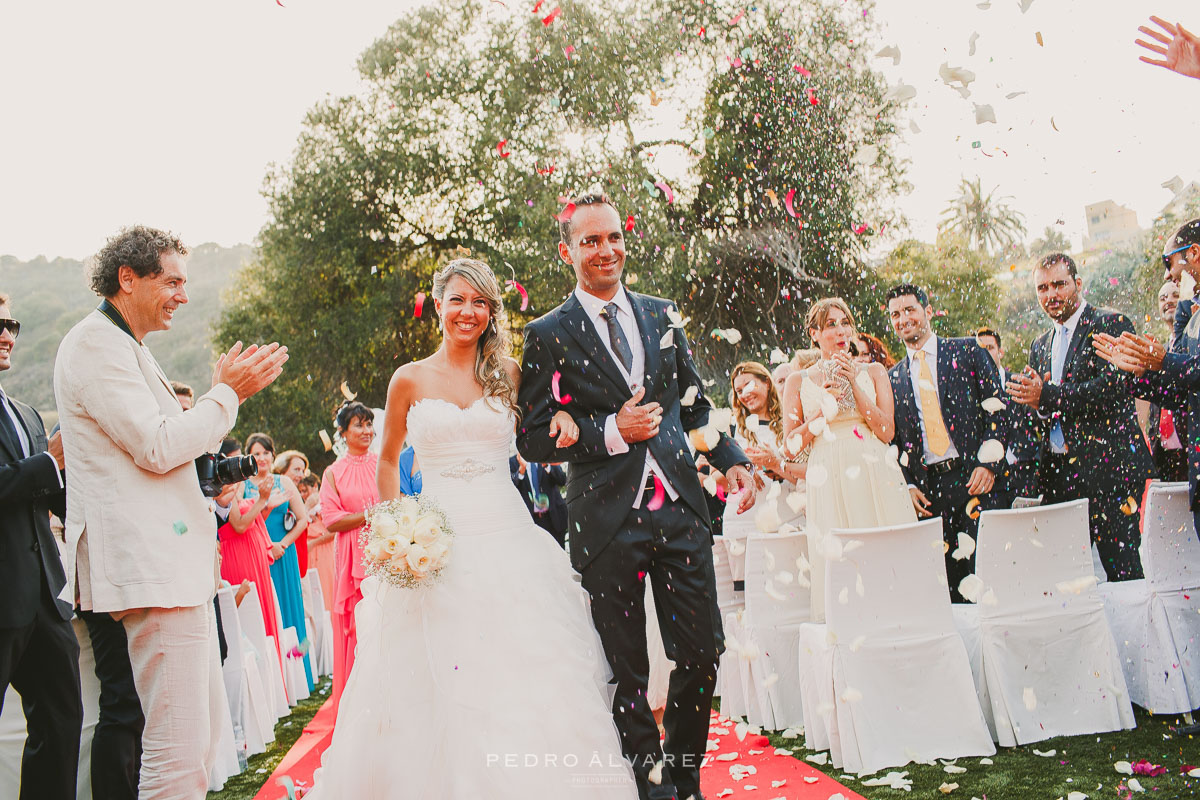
[98,300,137,342]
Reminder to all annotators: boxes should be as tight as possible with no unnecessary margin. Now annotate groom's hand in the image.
[725,465,757,514]
[617,386,662,443]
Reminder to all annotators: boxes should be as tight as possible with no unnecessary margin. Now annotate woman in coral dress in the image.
[216,479,284,669]
[299,472,336,610]
[319,401,380,708]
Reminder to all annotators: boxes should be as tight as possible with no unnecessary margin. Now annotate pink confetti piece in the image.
[853,223,869,234]
[853,427,864,440]
[784,188,798,218]
[505,279,529,311]
[793,64,811,76]
[413,291,426,318]
[807,87,819,105]
[532,0,544,11]
[625,214,636,231]
[552,370,572,404]
[564,44,575,58]
[728,9,744,25]
[1108,276,1120,286]
[554,202,576,223]
[535,163,556,176]
[646,475,666,511]
[542,5,561,25]
[654,180,675,204]
[497,139,511,158]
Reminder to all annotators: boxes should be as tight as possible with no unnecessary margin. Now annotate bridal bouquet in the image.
[359,496,454,588]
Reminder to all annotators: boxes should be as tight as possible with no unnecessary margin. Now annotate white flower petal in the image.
[981,397,1006,413]
[977,438,1005,464]
[959,574,986,603]
[680,385,699,407]
[1023,687,1038,711]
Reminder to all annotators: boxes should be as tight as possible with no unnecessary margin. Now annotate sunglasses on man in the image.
[0,318,19,338]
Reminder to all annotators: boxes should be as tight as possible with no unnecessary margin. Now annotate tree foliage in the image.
[940,177,1027,256]
[214,0,907,462]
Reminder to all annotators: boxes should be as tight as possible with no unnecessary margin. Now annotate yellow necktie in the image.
[915,350,951,457]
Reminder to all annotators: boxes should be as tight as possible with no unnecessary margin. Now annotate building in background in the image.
[1082,200,1142,251]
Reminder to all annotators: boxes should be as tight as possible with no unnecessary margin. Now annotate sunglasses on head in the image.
[0,319,19,338]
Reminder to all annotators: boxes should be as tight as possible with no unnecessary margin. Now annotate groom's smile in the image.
[559,201,627,301]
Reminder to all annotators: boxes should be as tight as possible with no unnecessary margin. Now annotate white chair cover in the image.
[967,499,1135,746]
[273,590,311,705]
[237,583,289,718]
[712,538,745,709]
[797,518,994,774]
[1100,481,1200,714]
[739,532,809,730]
[216,586,273,758]
[304,570,336,678]
[0,617,101,800]
[207,598,241,791]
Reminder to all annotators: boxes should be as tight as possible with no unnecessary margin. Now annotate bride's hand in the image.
[832,351,857,382]
[550,410,580,448]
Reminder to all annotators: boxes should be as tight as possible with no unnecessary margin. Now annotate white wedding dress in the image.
[306,397,636,799]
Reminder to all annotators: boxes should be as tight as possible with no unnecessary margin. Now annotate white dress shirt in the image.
[1047,301,1088,454]
[572,286,678,509]
[0,382,61,486]
[903,335,960,465]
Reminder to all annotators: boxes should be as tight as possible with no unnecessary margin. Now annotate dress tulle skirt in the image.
[306,522,637,799]
[805,419,917,622]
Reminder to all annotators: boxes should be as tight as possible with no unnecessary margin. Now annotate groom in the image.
[518,193,756,800]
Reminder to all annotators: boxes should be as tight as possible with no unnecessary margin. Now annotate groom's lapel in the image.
[627,292,661,396]
[557,294,633,396]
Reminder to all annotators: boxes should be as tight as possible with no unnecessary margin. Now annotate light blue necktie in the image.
[1049,324,1069,450]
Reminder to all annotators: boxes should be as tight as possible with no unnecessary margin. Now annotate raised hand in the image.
[1137,16,1200,80]
[1006,366,1044,408]
[1092,331,1164,374]
[616,386,662,443]
[214,341,289,402]
[724,464,758,514]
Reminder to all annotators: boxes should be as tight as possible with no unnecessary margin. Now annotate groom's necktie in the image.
[913,351,951,458]
[601,303,634,374]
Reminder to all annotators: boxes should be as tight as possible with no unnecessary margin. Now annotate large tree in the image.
[215,0,907,460]
[940,177,1027,256]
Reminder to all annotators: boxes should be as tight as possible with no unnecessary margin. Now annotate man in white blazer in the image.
[54,226,287,800]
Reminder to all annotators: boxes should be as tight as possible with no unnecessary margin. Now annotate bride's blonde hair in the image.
[432,258,520,419]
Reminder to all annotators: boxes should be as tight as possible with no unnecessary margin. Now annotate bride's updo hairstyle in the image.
[805,297,857,345]
[431,258,519,419]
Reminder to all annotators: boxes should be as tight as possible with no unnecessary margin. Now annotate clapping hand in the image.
[744,444,782,476]
[1006,366,1045,408]
[1092,331,1165,376]
[1137,16,1200,80]
[213,341,289,403]
[831,351,857,382]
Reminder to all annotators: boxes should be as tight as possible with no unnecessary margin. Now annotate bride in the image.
[306,259,636,798]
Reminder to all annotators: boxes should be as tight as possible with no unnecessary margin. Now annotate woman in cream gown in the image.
[781,298,915,622]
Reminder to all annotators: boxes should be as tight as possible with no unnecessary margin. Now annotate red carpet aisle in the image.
[252,705,864,800]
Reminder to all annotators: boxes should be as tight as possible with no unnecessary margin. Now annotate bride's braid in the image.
[431,259,521,420]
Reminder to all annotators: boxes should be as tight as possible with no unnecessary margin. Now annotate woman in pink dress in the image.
[319,401,379,708]
[216,479,284,667]
[299,471,336,610]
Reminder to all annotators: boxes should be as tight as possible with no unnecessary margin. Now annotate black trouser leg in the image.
[1042,456,1143,582]
[1156,448,1188,482]
[928,465,1005,603]
[0,585,83,800]
[581,496,721,800]
[79,608,143,800]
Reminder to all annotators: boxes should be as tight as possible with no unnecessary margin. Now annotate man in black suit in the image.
[886,284,1009,602]
[509,453,569,546]
[517,193,755,800]
[1008,253,1154,581]
[976,327,1042,500]
[0,291,84,800]
[1146,281,1189,482]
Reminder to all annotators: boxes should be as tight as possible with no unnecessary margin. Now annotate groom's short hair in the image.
[885,283,929,308]
[559,193,617,245]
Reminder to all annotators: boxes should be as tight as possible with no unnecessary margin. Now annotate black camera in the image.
[195,453,258,497]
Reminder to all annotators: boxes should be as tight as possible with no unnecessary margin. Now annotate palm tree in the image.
[1029,225,1071,256]
[939,177,1028,254]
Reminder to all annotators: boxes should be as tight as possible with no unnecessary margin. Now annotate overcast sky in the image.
[0,0,1195,261]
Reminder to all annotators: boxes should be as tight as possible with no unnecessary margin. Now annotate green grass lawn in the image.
[208,679,331,800]
[760,706,1200,799]
[212,684,1198,800]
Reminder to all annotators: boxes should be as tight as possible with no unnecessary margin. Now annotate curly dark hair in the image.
[335,401,374,434]
[89,225,188,298]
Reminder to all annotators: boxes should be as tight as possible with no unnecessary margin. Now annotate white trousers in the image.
[117,603,224,800]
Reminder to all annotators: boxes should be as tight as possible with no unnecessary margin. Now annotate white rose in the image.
[412,515,443,547]
[399,497,420,518]
[424,540,450,570]
[388,538,411,571]
[406,543,432,578]
[371,514,399,540]
[364,537,388,563]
